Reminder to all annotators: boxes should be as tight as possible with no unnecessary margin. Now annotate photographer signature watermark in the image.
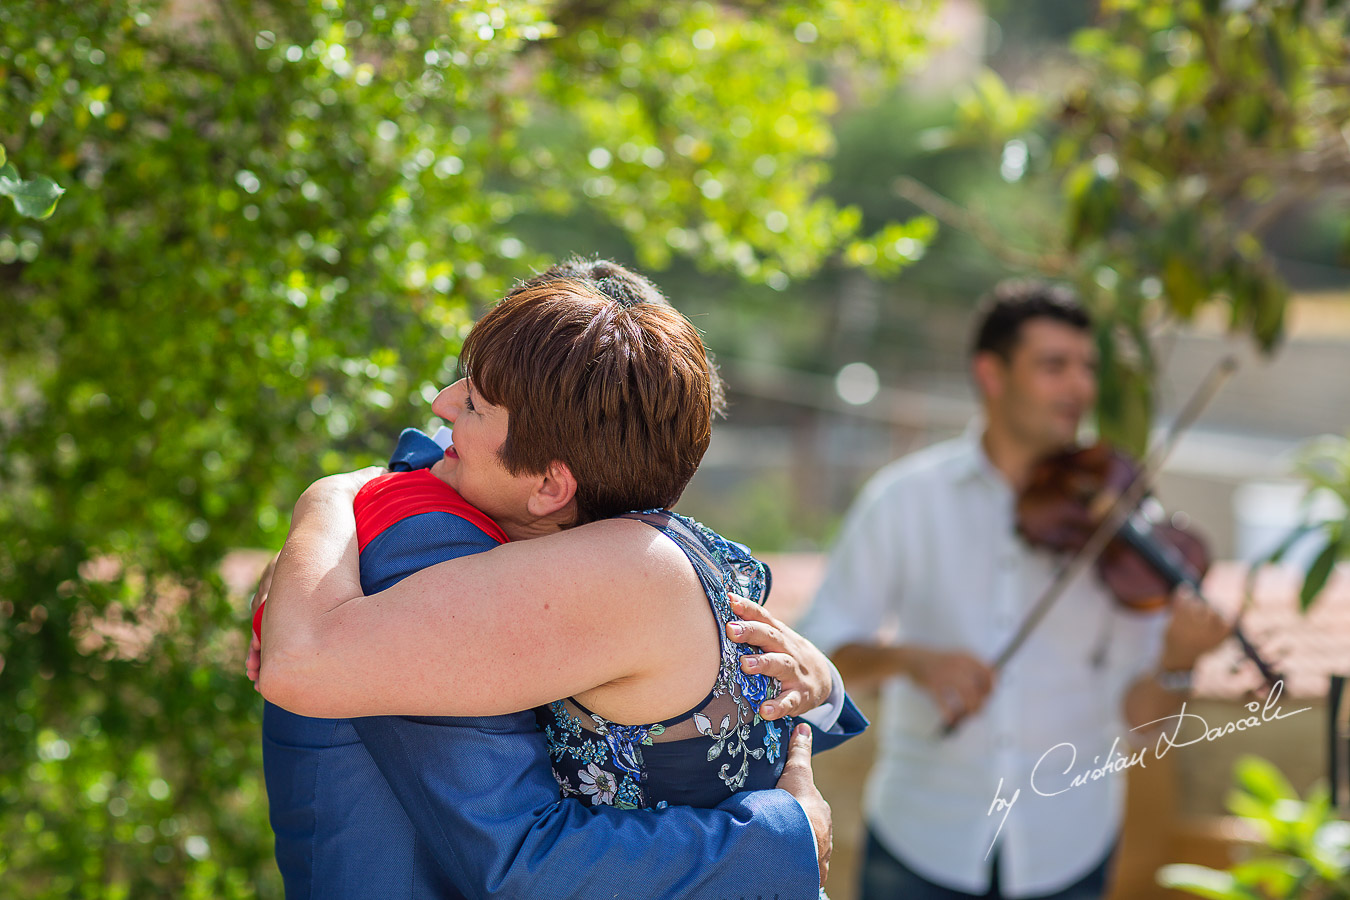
[984,679,1310,858]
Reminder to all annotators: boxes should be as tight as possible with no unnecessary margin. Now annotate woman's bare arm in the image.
[258,473,707,719]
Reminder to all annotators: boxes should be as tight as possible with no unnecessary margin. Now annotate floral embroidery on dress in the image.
[763,719,783,764]
[590,715,662,780]
[578,763,619,805]
[539,511,791,810]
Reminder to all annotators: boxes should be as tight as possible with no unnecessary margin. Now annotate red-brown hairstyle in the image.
[460,279,716,525]
[507,256,726,415]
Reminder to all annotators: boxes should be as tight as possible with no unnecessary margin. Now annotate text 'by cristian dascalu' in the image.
[983,680,1310,858]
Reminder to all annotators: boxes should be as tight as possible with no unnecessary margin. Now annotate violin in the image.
[1015,441,1282,686]
[1018,442,1210,613]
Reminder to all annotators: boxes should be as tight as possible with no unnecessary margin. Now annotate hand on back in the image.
[774,724,831,887]
[725,595,833,721]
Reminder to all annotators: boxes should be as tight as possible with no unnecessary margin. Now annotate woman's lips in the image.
[444,446,459,459]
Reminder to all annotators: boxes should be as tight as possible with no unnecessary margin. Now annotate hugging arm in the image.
[259,471,680,716]
[353,714,828,899]
[259,473,854,725]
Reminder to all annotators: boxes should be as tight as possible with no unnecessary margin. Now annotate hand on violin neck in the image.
[1160,586,1231,671]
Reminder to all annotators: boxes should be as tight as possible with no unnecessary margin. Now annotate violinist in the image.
[797,280,1231,900]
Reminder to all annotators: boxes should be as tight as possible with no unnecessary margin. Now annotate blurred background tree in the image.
[0,0,934,895]
[602,0,1350,552]
[925,0,1350,452]
[3,0,1348,895]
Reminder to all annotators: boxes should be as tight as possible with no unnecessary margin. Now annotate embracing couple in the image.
[249,257,866,899]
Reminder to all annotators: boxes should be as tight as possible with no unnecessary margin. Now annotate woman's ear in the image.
[527,460,578,521]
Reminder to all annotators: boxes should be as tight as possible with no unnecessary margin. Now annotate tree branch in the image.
[891,176,1073,276]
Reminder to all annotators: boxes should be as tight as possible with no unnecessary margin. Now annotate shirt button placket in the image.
[993,541,1019,760]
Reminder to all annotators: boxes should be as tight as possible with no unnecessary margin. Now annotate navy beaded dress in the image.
[538,510,789,810]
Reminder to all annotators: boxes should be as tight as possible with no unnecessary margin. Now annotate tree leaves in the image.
[1155,864,1248,900]
[843,215,939,277]
[0,3,937,893]
[952,0,1347,446]
[1298,526,1344,612]
[1268,432,1350,611]
[0,157,65,219]
[1161,756,1350,899]
[1234,755,1297,806]
[1161,256,1206,319]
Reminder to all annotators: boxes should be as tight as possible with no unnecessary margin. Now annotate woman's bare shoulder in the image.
[490,517,698,610]
[485,515,679,565]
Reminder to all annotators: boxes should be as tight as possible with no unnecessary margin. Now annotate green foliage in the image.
[527,0,936,284]
[949,0,1350,450]
[0,0,934,894]
[1158,756,1350,899]
[1261,433,1350,612]
[0,144,65,218]
[844,216,939,277]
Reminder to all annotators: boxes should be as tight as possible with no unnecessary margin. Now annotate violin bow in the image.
[940,354,1242,737]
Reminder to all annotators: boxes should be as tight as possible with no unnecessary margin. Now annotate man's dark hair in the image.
[510,256,668,309]
[970,279,1092,361]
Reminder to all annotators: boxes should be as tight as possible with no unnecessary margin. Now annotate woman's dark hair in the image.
[971,279,1092,361]
[461,280,716,525]
[508,256,725,416]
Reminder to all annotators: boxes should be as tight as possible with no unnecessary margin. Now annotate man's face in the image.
[429,378,537,530]
[982,319,1098,454]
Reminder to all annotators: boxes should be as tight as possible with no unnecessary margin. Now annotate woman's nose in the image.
[431,381,464,421]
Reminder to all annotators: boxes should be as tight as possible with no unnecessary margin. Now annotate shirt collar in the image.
[951,417,1003,486]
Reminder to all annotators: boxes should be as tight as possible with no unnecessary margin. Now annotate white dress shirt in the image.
[798,429,1166,897]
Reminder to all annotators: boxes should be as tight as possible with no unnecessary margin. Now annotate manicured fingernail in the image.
[762,701,777,716]
[727,622,744,637]
[742,655,760,671]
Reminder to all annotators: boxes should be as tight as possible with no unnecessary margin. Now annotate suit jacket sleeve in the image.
[797,660,869,753]
[354,712,821,900]
[805,694,869,754]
